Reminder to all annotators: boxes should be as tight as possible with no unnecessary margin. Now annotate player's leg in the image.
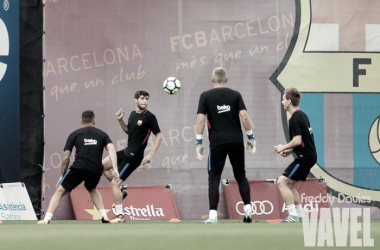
[88,188,104,210]
[288,158,315,222]
[277,175,297,206]
[38,169,79,224]
[103,150,128,201]
[291,184,300,205]
[111,177,123,210]
[37,185,68,224]
[290,183,303,221]
[277,160,300,222]
[111,157,141,204]
[110,157,140,223]
[84,172,109,223]
[201,145,227,224]
[102,150,124,182]
[228,143,252,223]
[45,185,68,214]
[102,156,113,182]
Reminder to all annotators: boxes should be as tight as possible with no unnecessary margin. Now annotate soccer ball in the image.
[163,77,181,95]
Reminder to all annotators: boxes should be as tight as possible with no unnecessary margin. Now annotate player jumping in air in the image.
[196,67,256,224]
[274,88,317,222]
[102,90,162,223]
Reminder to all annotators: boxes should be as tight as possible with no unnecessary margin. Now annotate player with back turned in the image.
[196,67,256,224]
[37,110,118,224]
[274,87,317,222]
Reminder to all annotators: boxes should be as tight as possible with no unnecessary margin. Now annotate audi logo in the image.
[236,200,274,215]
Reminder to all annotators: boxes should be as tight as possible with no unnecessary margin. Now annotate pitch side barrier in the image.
[70,185,179,221]
[0,182,37,221]
[223,178,329,220]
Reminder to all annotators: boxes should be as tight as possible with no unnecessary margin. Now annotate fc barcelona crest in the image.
[270,0,380,203]
[137,120,143,126]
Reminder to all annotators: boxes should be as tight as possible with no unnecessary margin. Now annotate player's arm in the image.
[56,150,71,188]
[195,113,206,160]
[116,108,128,134]
[196,113,206,135]
[106,143,119,179]
[239,109,253,131]
[141,132,162,165]
[274,135,301,153]
[239,110,256,154]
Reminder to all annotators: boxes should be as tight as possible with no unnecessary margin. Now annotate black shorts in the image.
[116,150,142,181]
[60,167,102,192]
[208,143,246,179]
[282,156,316,181]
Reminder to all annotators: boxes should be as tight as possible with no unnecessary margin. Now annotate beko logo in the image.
[0,18,9,82]
[217,105,230,113]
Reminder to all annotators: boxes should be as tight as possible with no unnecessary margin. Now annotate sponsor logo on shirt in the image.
[217,105,230,113]
[309,127,313,134]
[137,120,143,126]
[84,138,97,145]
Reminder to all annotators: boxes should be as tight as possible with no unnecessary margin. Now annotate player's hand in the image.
[274,144,285,153]
[116,108,124,120]
[141,154,153,165]
[246,139,256,155]
[56,176,63,189]
[280,150,292,157]
[196,144,205,160]
[113,170,120,180]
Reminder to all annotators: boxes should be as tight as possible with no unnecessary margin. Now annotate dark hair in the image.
[284,88,301,107]
[82,110,95,124]
[134,90,150,99]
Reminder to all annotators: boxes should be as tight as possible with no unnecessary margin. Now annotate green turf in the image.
[0,220,379,250]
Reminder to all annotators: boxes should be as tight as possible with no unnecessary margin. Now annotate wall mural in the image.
[42,0,379,220]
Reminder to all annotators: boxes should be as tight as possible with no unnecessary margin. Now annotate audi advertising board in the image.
[0,0,19,183]
[223,179,328,220]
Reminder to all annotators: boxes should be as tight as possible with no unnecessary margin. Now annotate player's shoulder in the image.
[200,89,213,97]
[144,110,158,119]
[84,126,108,136]
[92,126,107,134]
[228,88,242,97]
[292,110,308,121]
[294,109,307,117]
[201,87,237,96]
[69,127,85,136]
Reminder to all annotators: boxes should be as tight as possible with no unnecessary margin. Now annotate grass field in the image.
[0,219,379,250]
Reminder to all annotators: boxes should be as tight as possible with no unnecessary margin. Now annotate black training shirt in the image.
[197,87,246,146]
[124,110,161,159]
[289,110,317,159]
[64,126,112,175]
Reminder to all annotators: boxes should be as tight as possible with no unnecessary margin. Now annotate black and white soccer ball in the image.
[163,77,181,95]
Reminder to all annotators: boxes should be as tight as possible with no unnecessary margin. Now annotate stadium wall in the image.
[41,0,380,220]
